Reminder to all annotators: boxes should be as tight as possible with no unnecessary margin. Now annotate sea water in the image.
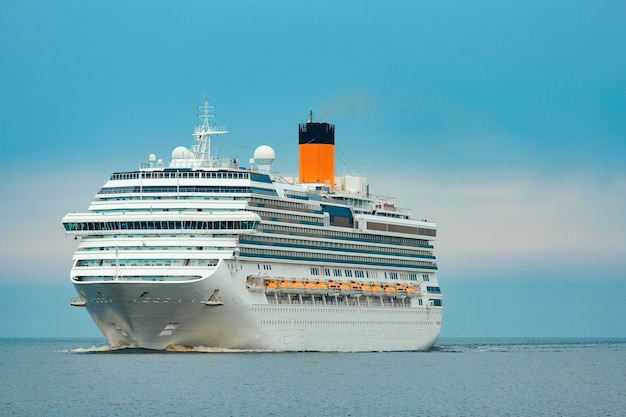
[0,338,624,416]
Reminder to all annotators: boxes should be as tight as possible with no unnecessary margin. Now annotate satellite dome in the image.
[172,146,191,160]
[253,145,275,166]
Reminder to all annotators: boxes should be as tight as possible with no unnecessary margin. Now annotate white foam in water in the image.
[165,344,269,353]
[64,345,132,353]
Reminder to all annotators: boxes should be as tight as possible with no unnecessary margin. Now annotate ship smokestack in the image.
[298,110,335,187]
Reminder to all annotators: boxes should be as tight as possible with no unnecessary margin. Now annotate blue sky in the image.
[1,0,624,338]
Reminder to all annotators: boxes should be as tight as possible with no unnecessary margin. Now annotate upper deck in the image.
[67,98,437,244]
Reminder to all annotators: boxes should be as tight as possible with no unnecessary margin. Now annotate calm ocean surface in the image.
[1,338,624,416]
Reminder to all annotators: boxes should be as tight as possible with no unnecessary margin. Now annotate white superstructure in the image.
[62,99,443,351]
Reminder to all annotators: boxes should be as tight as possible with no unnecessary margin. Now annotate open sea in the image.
[1,338,624,416]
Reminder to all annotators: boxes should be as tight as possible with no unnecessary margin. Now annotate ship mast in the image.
[192,97,227,167]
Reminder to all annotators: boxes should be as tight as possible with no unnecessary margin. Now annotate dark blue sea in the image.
[0,338,624,416]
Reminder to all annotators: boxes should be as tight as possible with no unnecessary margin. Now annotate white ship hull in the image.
[64,100,444,352]
[75,260,441,351]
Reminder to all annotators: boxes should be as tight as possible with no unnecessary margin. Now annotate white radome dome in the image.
[253,145,275,165]
[172,146,191,160]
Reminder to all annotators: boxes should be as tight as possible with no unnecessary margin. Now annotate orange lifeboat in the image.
[370,282,382,293]
[264,279,278,293]
[327,280,341,295]
[383,284,397,293]
[314,281,328,294]
[349,280,363,296]
[406,284,419,297]
[361,282,372,295]
[395,283,408,298]
[278,279,293,293]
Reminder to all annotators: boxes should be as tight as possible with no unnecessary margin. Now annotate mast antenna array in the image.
[192,96,227,167]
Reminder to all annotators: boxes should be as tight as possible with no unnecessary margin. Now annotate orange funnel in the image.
[298,117,335,187]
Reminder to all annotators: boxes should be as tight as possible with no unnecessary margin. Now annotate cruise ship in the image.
[62,100,443,351]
